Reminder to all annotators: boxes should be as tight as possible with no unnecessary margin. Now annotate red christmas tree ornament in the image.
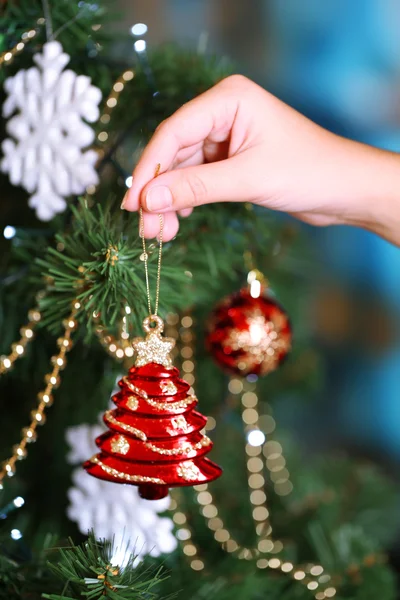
[206,278,292,377]
[84,315,222,500]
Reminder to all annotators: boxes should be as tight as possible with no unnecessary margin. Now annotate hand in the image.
[122,74,400,245]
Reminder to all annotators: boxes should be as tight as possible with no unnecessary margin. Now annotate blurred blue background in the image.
[117,0,400,461]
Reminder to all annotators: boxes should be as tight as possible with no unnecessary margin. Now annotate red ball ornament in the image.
[84,315,222,500]
[206,286,292,377]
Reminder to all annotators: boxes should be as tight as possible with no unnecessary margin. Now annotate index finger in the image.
[123,77,239,211]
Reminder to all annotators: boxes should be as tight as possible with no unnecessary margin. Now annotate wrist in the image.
[331,138,400,245]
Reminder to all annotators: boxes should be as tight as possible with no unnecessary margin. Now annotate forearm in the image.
[330,137,400,245]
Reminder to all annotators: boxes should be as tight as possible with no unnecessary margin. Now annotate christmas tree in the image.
[0,2,398,599]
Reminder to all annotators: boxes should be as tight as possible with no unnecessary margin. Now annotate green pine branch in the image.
[35,198,287,336]
[42,532,172,600]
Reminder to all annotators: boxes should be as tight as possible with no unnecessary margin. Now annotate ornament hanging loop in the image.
[139,163,163,319]
[143,314,164,334]
[41,0,54,40]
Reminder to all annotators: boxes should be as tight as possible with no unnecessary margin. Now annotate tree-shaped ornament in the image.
[84,314,222,500]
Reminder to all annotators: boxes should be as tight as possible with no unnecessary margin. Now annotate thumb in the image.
[141,156,250,213]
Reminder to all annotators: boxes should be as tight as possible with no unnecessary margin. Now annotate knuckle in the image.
[186,173,208,207]
[222,73,250,88]
[177,101,189,111]
[154,118,167,133]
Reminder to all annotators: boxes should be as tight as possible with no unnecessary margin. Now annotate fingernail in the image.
[146,186,173,212]
[120,191,128,210]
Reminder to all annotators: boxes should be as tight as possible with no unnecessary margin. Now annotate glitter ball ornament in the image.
[84,315,222,500]
[206,286,292,377]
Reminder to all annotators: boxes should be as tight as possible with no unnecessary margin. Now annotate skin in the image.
[122,74,400,245]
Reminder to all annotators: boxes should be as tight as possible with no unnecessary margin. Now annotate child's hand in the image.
[122,75,400,245]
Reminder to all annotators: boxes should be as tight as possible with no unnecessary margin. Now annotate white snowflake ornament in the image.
[66,418,177,566]
[1,41,102,221]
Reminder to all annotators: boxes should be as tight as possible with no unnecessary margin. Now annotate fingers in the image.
[141,212,162,238]
[172,142,204,169]
[142,211,179,241]
[123,76,242,211]
[178,208,193,217]
[140,153,257,213]
[162,212,180,242]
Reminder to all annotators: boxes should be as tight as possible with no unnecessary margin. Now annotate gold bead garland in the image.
[0,19,44,68]
[188,379,288,562]
[177,314,280,560]
[0,296,43,375]
[170,491,205,572]
[167,312,337,598]
[85,68,136,197]
[96,69,135,145]
[0,300,80,488]
[94,309,134,361]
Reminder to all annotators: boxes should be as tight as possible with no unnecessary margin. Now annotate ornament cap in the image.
[132,317,175,368]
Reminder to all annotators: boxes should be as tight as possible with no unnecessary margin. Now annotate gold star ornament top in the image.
[132,315,175,368]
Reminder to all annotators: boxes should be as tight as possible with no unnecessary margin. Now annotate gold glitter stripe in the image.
[160,380,178,394]
[104,411,147,441]
[177,462,202,481]
[123,376,148,398]
[127,395,139,411]
[145,395,197,411]
[122,376,196,411]
[90,456,165,485]
[145,435,211,456]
